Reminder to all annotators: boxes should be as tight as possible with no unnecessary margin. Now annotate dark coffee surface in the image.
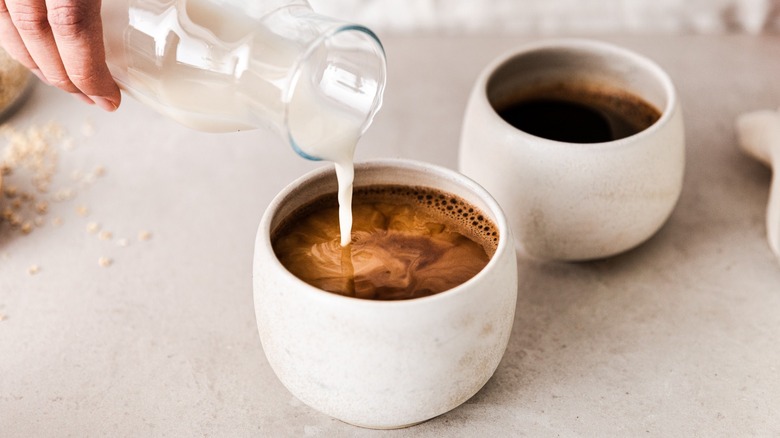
[496,82,661,143]
[272,185,498,301]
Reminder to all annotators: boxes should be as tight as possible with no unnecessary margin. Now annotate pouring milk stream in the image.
[101,0,386,246]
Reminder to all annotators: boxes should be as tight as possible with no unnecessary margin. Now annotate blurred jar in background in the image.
[0,47,32,121]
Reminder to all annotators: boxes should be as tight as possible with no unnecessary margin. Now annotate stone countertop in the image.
[1,35,779,437]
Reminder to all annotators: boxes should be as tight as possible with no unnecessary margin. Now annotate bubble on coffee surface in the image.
[272,185,498,301]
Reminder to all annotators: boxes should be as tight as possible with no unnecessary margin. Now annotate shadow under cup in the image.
[253,159,518,429]
[460,39,685,261]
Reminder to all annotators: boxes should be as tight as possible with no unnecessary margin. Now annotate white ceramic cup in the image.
[253,159,517,429]
[459,39,685,261]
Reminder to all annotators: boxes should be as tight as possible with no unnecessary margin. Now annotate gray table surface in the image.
[1,35,779,437]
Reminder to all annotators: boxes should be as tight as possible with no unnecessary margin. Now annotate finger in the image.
[6,0,82,94]
[0,0,40,75]
[47,0,120,111]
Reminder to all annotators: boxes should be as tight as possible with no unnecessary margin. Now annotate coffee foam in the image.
[355,185,499,252]
[272,185,498,300]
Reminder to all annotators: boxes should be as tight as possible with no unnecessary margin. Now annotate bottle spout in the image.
[284,22,386,162]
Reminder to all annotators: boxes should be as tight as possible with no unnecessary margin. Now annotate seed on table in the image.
[4,185,17,198]
[27,265,40,275]
[86,222,100,234]
[81,121,95,137]
[138,230,152,241]
[98,257,113,268]
[8,213,20,226]
[34,182,48,194]
[35,201,48,214]
[53,189,74,201]
[99,231,113,241]
[76,205,89,216]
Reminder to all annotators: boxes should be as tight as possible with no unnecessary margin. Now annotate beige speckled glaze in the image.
[253,159,518,429]
[460,39,685,261]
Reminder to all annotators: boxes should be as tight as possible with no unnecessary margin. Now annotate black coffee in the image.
[496,82,661,143]
[272,185,498,301]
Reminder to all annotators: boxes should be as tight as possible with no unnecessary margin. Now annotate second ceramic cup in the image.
[459,39,685,261]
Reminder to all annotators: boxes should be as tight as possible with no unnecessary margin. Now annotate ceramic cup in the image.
[459,39,685,261]
[253,159,517,429]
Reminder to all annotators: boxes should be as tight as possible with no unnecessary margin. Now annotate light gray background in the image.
[310,0,780,34]
[1,34,779,436]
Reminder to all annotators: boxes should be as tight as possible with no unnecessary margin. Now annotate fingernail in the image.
[89,96,118,112]
[72,93,95,105]
[31,69,50,86]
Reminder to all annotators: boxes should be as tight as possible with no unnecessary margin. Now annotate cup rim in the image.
[256,158,511,307]
[478,37,678,150]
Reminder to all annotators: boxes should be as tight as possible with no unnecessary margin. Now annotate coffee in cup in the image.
[495,81,662,143]
[271,184,498,300]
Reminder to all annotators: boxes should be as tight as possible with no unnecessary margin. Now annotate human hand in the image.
[0,0,120,111]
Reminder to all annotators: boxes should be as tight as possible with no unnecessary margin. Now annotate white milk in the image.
[286,61,363,247]
[102,0,381,247]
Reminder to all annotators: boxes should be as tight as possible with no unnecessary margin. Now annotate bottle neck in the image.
[241,5,386,160]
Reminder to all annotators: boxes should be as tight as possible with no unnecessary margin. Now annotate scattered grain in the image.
[34,200,47,214]
[53,188,74,201]
[4,184,17,197]
[0,118,147,272]
[81,120,95,137]
[86,222,100,234]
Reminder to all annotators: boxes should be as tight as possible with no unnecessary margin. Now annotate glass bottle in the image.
[101,0,386,160]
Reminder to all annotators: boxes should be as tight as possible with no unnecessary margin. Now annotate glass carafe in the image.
[101,0,386,159]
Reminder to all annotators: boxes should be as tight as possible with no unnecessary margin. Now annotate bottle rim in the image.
[284,23,387,161]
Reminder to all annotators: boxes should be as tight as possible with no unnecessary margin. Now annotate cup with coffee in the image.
[254,159,517,429]
[460,39,685,261]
